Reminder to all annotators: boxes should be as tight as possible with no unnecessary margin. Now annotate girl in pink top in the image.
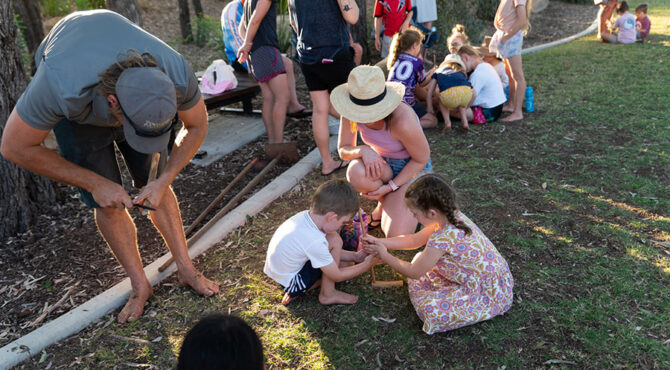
[489,0,532,122]
[331,66,432,238]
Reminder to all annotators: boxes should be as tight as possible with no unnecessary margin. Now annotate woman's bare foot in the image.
[178,268,220,296]
[281,292,294,305]
[502,112,523,122]
[321,159,349,176]
[118,281,153,323]
[319,290,359,305]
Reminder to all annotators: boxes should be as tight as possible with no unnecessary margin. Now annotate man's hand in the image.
[375,37,381,52]
[133,176,170,209]
[91,180,134,210]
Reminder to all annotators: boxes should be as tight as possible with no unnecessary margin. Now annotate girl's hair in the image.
[523,0,533,35]
[404,174,472,235]
[617,1,629,13]
[387,26,425,70]
[437,61,467,77]
[98,50,160,115]
[456,44,481,59]
[447,24,470,49]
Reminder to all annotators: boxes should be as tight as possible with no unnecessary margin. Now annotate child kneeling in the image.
[264,179,375,305]
[426,54,476,131]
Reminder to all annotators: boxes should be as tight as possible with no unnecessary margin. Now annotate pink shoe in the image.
[472,107,487,125]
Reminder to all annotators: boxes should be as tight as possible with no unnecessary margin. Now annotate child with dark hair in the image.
[264,179,376,305]
[606,1,636,43]
[362,174,514,334]
[387,27,437,128]
[425,54,475,131]
[374,0,414,58]
[177,314,263,370]
[635,3,651,42]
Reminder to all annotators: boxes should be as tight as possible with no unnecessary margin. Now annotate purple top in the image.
[388,53,425,106]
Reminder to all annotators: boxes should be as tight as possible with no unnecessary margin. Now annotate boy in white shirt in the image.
[264,179,376,305]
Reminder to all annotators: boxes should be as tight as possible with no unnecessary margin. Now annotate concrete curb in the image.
[522,20,598,55]
[0,137,337,369]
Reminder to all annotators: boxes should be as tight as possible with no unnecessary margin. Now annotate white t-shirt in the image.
[264,210,334,287]
[469,62,507,108]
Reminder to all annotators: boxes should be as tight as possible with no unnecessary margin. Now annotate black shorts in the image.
[280,261,323,298]
[482,103,504,121]
[412,101,428,118]
[298,48,355,93]
[52,118,170,208]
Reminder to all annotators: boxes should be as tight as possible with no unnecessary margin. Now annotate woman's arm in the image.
[388,104,431,187]
[337,0,359,24]
[237,0,272,63]
[425,79,438,114]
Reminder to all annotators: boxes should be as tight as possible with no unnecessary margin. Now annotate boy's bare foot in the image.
[319,290,359,305]
[118,281,153,323]
[281,292,294,305]
[178,268,220,296]
[441,124,451,133]
[502,112,523,122]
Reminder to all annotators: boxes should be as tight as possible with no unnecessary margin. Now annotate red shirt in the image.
[636,15,651,39]
[374,0,413,37]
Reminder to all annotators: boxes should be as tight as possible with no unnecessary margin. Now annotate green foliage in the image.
[476,0,500,21]
[277,15,293,54]
[39,0,105,17]
[436,0,488,45]
[191,15,223,51]
[13,14,31,75]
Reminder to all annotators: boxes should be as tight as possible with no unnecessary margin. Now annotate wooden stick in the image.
[184,158,257,237]
[359,209,403,288]
[158,156,281,272]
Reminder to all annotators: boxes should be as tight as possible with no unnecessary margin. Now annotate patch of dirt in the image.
[1,0,600,361]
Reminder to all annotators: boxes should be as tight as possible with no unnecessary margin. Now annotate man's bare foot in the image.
[118,281,153,323]
[502,112,524,122]
[319,290,359,305]
[178,269,220,296]
[281,292,294,305]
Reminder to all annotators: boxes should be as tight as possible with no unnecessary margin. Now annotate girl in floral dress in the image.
[362,174,514,334]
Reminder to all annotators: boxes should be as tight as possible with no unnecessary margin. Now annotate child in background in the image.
[477,36,509,94]
[456,45,507,123]
[362,174,514,335]
[387,27,437,128]
[426,54,475,131]
[635,3,651,42]
[374,0,414,58]
[447,24,471,54]
[608,1,636,43]
[177,314,264,370]
[489,0,532,122]
[596,0,619,41]
[264,179,375,305]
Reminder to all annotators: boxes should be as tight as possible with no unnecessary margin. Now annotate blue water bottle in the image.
[524,86,534,113]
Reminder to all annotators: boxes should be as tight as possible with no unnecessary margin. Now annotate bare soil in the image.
[0,0,598,357]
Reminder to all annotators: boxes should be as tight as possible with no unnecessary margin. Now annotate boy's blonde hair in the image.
[456,44,481,59]
[387,27,425,70]
[310,179,359,217]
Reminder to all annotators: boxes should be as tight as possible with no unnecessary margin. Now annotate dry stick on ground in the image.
[158,156,282,272]
[358,209,404,288]
[28,286,74,327]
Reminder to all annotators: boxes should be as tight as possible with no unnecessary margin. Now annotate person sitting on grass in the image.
[635,3,651,42]
[425,54,476,131]
[605,1,636,44]
[178,314,264,370]
[387,27,437,129]
[362,174,514,335]
[455,45,506,124]
[264,179,376,305]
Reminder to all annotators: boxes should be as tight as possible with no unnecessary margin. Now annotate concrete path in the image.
[191,113,266,167]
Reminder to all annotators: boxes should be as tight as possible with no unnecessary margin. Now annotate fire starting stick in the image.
[359,209,403,288]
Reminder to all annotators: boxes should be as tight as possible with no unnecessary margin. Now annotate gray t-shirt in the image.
[16,10,201,131]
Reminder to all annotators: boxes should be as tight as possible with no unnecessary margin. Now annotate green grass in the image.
[20,1,670,368]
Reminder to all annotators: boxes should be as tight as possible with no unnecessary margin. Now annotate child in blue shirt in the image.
[426,54,476,131]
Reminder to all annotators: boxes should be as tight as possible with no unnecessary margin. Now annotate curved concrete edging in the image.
[522,20,597,55]
[0,136,338,369]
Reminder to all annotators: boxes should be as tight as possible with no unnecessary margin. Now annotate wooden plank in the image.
[198,71,260,113]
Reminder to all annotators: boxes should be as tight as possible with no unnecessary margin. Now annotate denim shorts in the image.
[383,156,433,180]
[52,118,170,208]
[281,261,322,298]
[490,30,524,59]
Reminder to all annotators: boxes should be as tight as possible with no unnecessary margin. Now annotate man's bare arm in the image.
[337,0,359,24]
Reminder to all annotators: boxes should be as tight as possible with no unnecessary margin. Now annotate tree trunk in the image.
[350,0,369,64]
[105,0,143,27]
[191,0,204,18]
[12,0,43,55]
[177,0,192,42]
[0,0,56,239]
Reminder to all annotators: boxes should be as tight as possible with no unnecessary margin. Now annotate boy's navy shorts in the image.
[281,261,322,298]
[52,118,170,208]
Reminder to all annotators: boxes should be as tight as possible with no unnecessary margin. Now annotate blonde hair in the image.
[447,24,470,50]
[387,27,425,71]
[456,44,480,59]
[523,0,533,35]
[437,61,467,78]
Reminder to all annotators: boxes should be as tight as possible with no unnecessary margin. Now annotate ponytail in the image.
[387,26,425,70]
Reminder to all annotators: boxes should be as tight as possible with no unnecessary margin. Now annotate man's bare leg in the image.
[319,233,358,305]
[282,56,308,114]
[95,207,153,323]
[149,187,219,296]
[310,90,343,175]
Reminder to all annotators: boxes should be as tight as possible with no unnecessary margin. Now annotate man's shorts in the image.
[381,34,393,58]
[281,261,322,298]
[248,45,286,83]
[439,85,473,110]
[299,47,355,93]
[53,118,169,208]
[490,30,524,59]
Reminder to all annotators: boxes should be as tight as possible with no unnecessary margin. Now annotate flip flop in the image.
[287,108,312,118]
[321,160,348,176]
[368,217,381,231]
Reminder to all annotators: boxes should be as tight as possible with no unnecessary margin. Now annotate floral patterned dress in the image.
[407,212,514,334]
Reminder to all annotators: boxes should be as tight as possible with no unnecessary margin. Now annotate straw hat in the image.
[330,65,405,124]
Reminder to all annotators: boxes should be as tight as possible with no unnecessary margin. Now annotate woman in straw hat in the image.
[331,65,432,237]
